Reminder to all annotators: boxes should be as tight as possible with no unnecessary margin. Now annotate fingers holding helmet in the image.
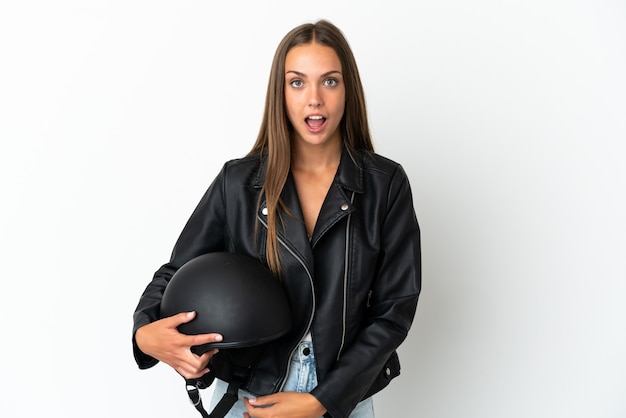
[135,311,223,379]
[178,310,224,346]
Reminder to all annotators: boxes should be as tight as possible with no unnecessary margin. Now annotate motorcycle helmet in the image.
[159,252,292,418]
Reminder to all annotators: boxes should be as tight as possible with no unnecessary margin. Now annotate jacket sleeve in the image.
[311,164,421,417]
[131,164,230,369]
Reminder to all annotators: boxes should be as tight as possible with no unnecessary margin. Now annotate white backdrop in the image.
[1,1,625,417]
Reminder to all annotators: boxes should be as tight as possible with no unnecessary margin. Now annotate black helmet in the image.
[160,251,291,354]
[159,252,292,418]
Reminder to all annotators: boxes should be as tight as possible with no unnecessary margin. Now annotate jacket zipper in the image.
[337,191,355,361]
[257,214,316,391]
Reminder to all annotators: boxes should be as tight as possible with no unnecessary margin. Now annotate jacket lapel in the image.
[310,148,364,246]
[252,148,365,261]
[277,172,314,265]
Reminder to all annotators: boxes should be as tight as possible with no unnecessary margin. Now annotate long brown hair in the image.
[249,19,374,275]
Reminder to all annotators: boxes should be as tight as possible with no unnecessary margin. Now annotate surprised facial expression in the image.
[284,43,346,149]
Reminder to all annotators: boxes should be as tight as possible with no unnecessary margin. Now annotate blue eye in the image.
[324,78,338,87]
[290,80,303,88]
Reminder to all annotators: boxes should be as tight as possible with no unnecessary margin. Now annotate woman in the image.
[133,20,421,418]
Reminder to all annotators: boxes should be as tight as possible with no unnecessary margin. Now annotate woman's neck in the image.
[291,140,342,172]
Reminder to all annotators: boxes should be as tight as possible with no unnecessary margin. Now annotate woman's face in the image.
[284,42,345,149]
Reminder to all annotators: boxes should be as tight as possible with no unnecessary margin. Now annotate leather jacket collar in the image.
[251,146,365,194]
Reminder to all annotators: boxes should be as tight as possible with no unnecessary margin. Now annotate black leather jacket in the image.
[133,148,421,417]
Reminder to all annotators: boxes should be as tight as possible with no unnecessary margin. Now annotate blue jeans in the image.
[209,341,375,417]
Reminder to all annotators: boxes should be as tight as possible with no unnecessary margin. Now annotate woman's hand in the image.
[243,392,327,418]
[135,311,223,379]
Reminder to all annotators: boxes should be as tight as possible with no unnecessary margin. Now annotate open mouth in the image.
[305,115,326,129]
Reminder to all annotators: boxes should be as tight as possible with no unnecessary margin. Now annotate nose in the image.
[308,85,322,107]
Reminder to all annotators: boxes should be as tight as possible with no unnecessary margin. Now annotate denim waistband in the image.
[293,341,315,363]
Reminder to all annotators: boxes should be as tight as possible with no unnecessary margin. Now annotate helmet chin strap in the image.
[185,368,247,418]
[185,379,212,418]
[184,347,261,418]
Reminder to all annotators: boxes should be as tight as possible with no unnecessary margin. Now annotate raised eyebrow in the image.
[322,70,342,78]
[285,70,343,78]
